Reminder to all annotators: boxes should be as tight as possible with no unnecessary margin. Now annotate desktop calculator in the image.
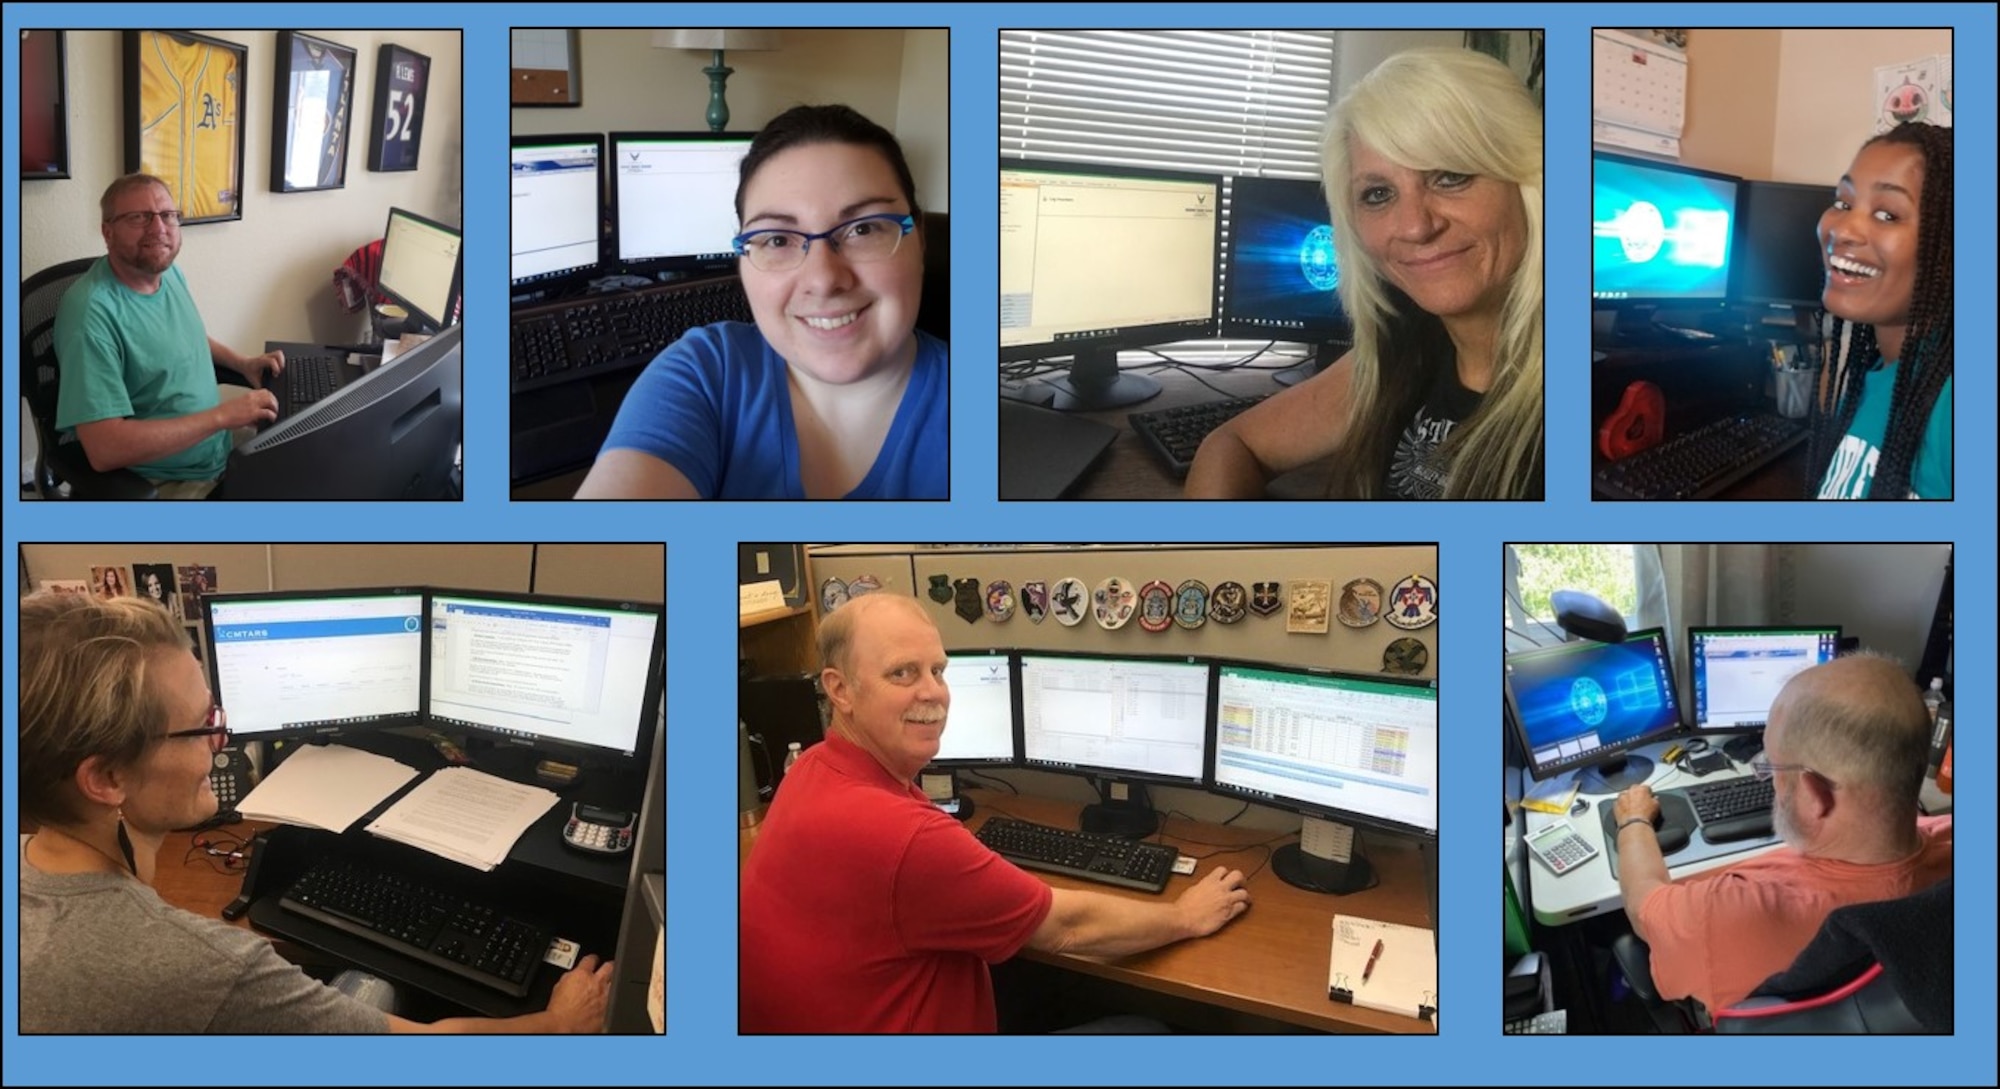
[1526,821,1599,876]
[562,803,635,856]
[1504,1009,1568,1034]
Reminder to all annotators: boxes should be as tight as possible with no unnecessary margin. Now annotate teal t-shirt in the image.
[1816,360,1952,500]
[53,260,227,481]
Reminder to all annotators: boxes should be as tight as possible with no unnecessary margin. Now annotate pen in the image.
[1362,938,1384,984]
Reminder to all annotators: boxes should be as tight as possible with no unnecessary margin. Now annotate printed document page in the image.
[236,744,419,832]
[365,766,560,870]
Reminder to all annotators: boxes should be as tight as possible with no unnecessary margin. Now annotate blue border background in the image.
[4,4,1994,1085]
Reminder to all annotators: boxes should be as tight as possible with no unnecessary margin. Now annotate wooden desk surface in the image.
[151,821,275,925]
[742,790,1438,1034]
[1016,366,1334,500]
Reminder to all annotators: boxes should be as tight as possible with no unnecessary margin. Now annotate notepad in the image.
[1328,915,1437,1022]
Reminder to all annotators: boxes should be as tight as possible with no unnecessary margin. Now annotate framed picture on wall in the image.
[368,43,431,172]
[122,30,247,224]
[22,29,70,179]
[270,31,357,193]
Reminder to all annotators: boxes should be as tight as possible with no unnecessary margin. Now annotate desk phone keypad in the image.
[210,759,241,809]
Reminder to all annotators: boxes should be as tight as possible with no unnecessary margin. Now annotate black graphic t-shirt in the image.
[1383,372,1484,499]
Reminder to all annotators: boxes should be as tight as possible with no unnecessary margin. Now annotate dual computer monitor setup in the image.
[934,648,1437,894]
[1591,150,1833,343]
[510,131,754,303]
[225,205,466,500]
[1504,624,1841,794]
[203,585,664,784]
[999,160,1353,411]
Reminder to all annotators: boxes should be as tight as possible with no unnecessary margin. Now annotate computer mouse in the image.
[1653,814,1691,855]
[1569,796,1591,817]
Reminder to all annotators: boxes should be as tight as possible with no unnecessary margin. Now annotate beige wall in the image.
[18,30,464,352]
[1677,27,1951,183]
[511,28,950,212]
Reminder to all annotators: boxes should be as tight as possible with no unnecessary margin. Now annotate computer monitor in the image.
[1689,625,1842,734]
[426,590,664,766]
[511,132,604,298]
[1591,152,1740,338]
[935,651,1019,766]
[1219,175,1353,386]
[377,206,464,334]
[1504,627,1682,793]
[999,159,1222,410]
[1017,650,1210,836]
[224,323,462,499]
[203,587,427,741]
[1731,179,1832,309]
[1207,662,1437,893]
[609,131,755,278]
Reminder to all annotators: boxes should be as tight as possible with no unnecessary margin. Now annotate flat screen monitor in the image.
[377,206,463,333]
[1504,627,1682,792]
[934,651,1018,766]
[609,132,754,276]
[1591,152,1739,307]
[1206,663,1438,837]
[999,159,1221,410]
[1731,179,1831,308]
[1018,651,1209,787]
[427,590,663,761]
[203,588,426,741]
[1220,175,1352,384]
[511,133,604,292]
[224,323,462,500]
[1689,625,1841,733]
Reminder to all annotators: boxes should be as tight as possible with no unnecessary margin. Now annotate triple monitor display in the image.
[203,586,664,771]
[935,648,1438,894]
[1504,624,1840,793]
[998,159,1353,410]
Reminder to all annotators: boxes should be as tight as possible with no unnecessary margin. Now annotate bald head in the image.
[1769,653,1931,811]
[817,593,936,677]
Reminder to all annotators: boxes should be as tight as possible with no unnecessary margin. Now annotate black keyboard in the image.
[278,855,552,998]
[283,353,343,410]
[975,816,1178,894]
[510,276,752,392]
[1683,776,1775,823]
[1129,395,1269,477]
[1594,412,1807,500]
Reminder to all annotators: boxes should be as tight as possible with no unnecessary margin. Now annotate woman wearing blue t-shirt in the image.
[1809,122,1952,500]
[577,105,947,499]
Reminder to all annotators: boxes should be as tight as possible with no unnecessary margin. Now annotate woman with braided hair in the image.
[1810,122,1952,499]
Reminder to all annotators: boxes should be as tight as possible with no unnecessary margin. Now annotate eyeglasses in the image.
[1750,754,1834,787]
[732,213,914,272]
[163,704,230,753]
[107,209,182,228]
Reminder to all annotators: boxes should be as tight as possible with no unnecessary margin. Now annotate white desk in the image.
[1523,740,1784,926]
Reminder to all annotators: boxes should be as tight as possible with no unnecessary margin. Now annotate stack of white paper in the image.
[236,744,420,832]
[365,767,561,871]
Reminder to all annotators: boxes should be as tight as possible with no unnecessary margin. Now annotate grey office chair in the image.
[19,257,156,498]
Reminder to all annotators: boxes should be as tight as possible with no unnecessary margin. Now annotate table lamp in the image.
[654,29,780,132]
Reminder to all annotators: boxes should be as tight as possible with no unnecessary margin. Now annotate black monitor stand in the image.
[1079,778,1160,838]
[1042,347,1160,411]
[1575,752,1654,794]
[1273,816,1373,894]
[1272,339,1347,388]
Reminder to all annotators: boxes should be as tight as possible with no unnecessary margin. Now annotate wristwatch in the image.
[1617,816,1655,833]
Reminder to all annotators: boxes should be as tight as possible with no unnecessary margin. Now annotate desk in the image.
[1006,366,1334,500]
[742,788,1438,1033]
[1523,741,1783,927]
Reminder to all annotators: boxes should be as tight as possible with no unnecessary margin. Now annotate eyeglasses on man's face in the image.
[163,704,229,753]
[107,209,183,229]
[731,213,915,272]
[1750,754,1834,788]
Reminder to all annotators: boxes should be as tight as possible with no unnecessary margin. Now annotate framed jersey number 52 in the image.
[367,43,431,173]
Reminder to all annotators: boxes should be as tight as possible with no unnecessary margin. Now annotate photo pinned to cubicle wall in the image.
[997,28,1546,502]
[1588,27,1955,502]
[1501,542,1955,1034]
[740,543,1441,1035]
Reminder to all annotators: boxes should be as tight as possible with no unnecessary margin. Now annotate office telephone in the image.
[209,746,253,818]
[562,803,635,856]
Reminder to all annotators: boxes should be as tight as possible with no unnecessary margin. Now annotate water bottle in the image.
[1922,677,1944,723]
[782,741,803,774]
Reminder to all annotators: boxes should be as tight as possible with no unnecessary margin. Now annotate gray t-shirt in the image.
[18,846,389,1033]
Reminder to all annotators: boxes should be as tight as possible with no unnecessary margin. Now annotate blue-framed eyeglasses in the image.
[731,213,915,272]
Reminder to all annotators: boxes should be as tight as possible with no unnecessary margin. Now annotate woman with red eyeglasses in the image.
[17,592,612,1034]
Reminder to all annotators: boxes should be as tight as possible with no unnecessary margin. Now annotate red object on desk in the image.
[1598,380,1666,459]
[1936,744,1951,794]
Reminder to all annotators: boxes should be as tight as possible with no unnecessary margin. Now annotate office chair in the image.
[1613,876,1952,1034]
[21,257,255,500]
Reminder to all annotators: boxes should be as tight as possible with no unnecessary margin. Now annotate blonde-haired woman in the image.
[1188,47,1544,499]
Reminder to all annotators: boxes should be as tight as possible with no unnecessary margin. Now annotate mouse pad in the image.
[1599,792,1698,879]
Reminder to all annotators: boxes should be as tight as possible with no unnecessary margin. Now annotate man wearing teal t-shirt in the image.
[53,174,286,498]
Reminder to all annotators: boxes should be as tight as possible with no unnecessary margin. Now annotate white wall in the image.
[1768,28,1952,184]
[1790,544,1950,671]
[19,30,464,351]
[894,30,950,212]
